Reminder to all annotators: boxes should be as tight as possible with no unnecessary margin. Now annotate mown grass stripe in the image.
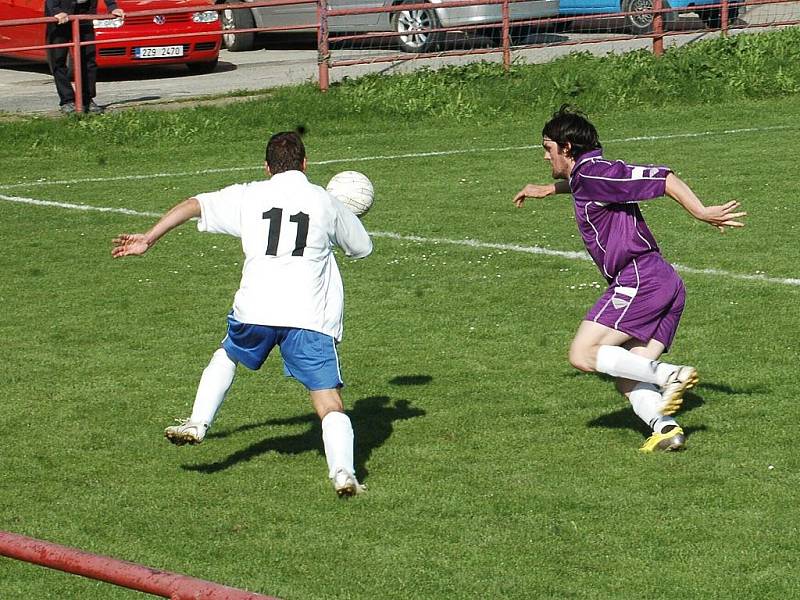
[0,125,793,191]
[3,192,798,287]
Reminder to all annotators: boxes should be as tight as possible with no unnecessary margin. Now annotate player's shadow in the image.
[694,381,770,395]
[182,395,425,480]
[582,371,768,397]
[587,379,768,434]
[587,389,707,438]
[388,374,433,386]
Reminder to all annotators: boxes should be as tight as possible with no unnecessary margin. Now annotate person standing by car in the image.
[45,0,124,114]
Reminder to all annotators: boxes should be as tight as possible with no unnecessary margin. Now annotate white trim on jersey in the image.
[583,201,612,281]
[592,263,641,331]
[578,172,666,183]
[633,213,653,251]
[614,260,640,330]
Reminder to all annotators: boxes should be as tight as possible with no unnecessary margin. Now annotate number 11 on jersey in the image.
[262,207,309,256]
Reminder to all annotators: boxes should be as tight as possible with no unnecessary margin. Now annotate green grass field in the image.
[2,34,800,598]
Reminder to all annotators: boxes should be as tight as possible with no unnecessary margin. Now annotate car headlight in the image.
[93,16,124,28]
[192,10,219,23]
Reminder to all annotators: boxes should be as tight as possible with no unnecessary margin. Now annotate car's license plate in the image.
[135,46,184,59]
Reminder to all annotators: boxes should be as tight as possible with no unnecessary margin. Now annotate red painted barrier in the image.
[0,0,796,96]
[0,530,280,600]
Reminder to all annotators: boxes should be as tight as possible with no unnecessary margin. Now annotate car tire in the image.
[549,19,572,33]
[622,0,674,34]
[481,25,541,46]
[698,4,739,28]
[222,1,256,52]
[187,59,219,74]
[392,1,442,53]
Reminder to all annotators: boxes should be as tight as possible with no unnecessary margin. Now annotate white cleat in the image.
[660,366,699,416]
[164,419,208,446]
[332,468,366,498]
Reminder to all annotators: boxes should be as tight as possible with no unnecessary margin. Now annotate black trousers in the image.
[46,5,97,106]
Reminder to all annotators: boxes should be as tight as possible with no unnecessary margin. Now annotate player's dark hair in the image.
[542,105,601,159]
[266,131,306,174]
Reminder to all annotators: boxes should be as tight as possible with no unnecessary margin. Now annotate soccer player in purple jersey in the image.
[513,106,746,452]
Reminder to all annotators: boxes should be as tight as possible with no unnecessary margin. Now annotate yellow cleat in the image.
[660,366,699,416]
[640,427,686,453]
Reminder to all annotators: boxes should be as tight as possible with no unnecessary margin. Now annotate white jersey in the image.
[195,170,372,341]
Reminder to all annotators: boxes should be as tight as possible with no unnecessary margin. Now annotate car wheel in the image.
[698,4,739,28]
[474,26,502,47]
[622,0,674,34]
[222,1,255,52]
[548,19,572,33]
[187,59,219,74]
[392,1,442,53]
[479,25,540,46]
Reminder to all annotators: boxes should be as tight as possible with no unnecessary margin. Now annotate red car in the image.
[0,0,222,73]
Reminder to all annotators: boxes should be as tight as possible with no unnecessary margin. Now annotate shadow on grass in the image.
[696,381,770,395]
[183,395,425,481]
[587,389,707,440]
[584,376,767,442]
[388,374,433,386]
[575,371,767,397]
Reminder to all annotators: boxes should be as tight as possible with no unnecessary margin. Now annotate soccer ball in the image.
[326,171,374,217]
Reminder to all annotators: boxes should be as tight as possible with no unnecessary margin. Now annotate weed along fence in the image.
[0,530,280,599]
[1,0,800,92]
[315,0,800,87]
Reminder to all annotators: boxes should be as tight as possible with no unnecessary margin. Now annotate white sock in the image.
[628,382,680,433]
[321,411,354,479]
[652,416,680,434]
[596,345,679,386]
[628,382,663,430]
[189,348,237,427]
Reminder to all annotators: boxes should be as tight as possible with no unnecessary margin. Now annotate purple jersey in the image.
[569,150,673,281]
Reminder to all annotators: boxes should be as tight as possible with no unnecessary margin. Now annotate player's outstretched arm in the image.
[665,173,747,232]
[333,202,373,259]
[112,198,201,258]
[513,180,570,208]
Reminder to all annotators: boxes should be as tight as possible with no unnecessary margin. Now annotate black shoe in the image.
[85,101,105,114]
[59,101,76,114]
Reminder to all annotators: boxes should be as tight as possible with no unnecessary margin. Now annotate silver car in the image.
[218,0,559,53]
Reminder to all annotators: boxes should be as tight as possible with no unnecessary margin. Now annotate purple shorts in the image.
[586,252,685,351]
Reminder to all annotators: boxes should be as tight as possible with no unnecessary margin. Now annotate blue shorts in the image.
[221,315,343,391]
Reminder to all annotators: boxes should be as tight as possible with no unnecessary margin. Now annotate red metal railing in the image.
[0,530,280,599]
[314,0,761,86]
[0,0,305,111]
[0,0,791,97]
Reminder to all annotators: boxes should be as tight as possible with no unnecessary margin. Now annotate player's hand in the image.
[111,8,124,17]
[700,201,747,232]
[112,233,150,258]
[54,11,69,24]
[513,184,554,208]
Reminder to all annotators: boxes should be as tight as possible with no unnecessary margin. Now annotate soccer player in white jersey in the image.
[513,106,746,452]
[112,131,373,497]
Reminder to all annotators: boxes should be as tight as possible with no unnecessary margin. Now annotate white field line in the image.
[3,192,799,288]
[0,125,794,191]
[0,194,163,218]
